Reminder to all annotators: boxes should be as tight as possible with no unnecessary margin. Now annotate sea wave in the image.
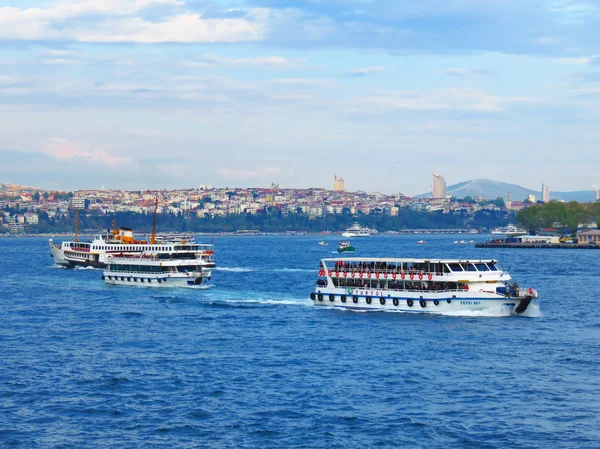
[213,267,255,273]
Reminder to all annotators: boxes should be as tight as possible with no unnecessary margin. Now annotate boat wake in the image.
[432,303,541,318]
[181,284,215,290]
[273,268,313,273]
[74,266,99,271]
[213,267,255,273]
[323,303,542,318]
[50,264,66,269]
[217,298,311,307]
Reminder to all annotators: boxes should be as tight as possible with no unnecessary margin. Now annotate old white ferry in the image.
[341,222,376,238]
[50,227,215,269]
[102,252,212,287]
[310,257,538,314]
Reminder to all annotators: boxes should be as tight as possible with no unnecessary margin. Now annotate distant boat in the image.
[416,240,427,245]
[318,241,328,246]
[337,241,355,253]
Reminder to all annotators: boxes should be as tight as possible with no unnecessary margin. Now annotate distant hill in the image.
[417,179,595,202]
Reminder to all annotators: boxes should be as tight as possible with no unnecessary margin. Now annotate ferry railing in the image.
[107,255,206,263]
[322,285,503,295]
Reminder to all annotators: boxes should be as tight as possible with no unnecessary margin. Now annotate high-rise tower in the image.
[333,175,345,192]
[432,173,447,198]
[542,184,550,203]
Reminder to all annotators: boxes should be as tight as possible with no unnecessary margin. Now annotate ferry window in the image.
[487,263,498,271]
[465,264,477,272]
[447,263,463,272]
[475,263,489,271]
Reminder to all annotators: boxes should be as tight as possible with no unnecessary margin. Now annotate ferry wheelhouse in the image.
[102,252,211,287]
[310,258,538,314]
[49,228,215,269]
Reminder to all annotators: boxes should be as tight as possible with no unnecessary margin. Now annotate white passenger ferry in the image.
[50,227,215,269]
[341,222,376,238]
[491,224,526,235]
[310,258,538,314]
[102,252,212,287]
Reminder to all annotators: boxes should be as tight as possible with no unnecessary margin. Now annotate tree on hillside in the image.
[587,201,600,229]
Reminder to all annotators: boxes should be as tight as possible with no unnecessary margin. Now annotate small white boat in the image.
[318,241,328,246]
[310,257,538,314]
[416,240,427,245]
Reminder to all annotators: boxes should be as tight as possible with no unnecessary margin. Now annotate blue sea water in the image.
[1,234,599,448]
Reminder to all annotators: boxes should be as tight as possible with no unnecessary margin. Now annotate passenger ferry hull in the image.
[103,273,209,287]
[310,287,533,314]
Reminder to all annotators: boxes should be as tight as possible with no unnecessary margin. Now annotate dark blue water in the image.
[1,235,599,448]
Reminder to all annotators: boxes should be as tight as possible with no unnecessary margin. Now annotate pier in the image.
[475,242,600,249]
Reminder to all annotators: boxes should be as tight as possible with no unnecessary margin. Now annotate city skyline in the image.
[1,1,600,194]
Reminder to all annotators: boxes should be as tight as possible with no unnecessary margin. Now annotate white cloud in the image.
[184,54,306,70]
[439,68,473,77]
[345,66,386,77]
[75,14,265,43]
[0,2,265,43]
[354,88,540,113]
[43,137,131,166]
[219,167,281,181]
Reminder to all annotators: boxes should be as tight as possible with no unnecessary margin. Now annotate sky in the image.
[1,0,600,195]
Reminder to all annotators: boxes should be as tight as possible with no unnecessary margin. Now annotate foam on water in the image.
[213,267,255,272]
[74,265,99,270]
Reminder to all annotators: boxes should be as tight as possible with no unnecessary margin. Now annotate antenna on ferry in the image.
[150,194,158,244]
[74,208,79,243]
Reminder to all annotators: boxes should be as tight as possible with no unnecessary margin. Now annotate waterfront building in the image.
[577,229,600,245]
[527,194,536,203]
[432,173,447,198]
[333,175,345,192]
[593,184,598,201]
[505,192,512,210]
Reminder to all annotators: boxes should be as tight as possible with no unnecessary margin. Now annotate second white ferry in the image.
[102,252,212,287]
[310,257,538,314]
[341,222,376,238]
[491,224,526,235]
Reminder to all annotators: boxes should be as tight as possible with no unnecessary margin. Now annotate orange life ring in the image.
[359,272,363,278]
[528,287,533,295]
[428,273,433,280]
[328,270,332,276]
[352,272,356,278]
[392,273,397,279]
[418,273,423,280]
[335,271,339,277]
[376,272,380,279]
[319,270,324,276]
[384,273,388,279]
[368,272,372,278]
[401,273,405,280]
[410,273,414,280]
[343,271,347,277]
